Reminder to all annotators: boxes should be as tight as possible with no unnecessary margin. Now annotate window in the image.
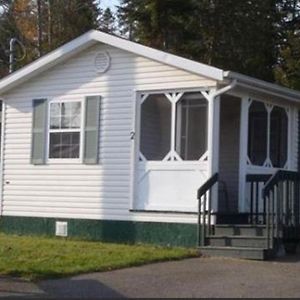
[248,101,268,166]
[270,107,288,168]
[49,101,81,159]
[139,92,208,161]
[248,100,288,168]
[140,94,171,160]
[176,93,207,160]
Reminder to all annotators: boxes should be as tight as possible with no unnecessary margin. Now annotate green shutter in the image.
[84,96,101,164]
[31,99,48,165]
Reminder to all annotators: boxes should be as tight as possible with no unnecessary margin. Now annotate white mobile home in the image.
[0,30,299,259]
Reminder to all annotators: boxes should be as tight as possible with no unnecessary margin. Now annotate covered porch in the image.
[133,76,300,259]
[197,79,300,259]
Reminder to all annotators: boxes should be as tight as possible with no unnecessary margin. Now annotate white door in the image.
[134,91,209,212]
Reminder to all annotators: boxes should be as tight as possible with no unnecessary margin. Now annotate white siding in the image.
[1,43,216,223]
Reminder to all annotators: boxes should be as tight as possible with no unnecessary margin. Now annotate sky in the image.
[101,0,120,11]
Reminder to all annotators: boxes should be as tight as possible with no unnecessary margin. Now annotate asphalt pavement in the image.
[1,255,300,298]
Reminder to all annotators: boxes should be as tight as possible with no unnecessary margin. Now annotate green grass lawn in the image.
[0,234,198,281]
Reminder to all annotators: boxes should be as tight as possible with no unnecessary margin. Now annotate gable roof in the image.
[0,30,223,94]
[0,29,300,103]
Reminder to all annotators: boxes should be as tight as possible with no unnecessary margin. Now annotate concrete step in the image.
[214,225,267,237]
[199,246,274,260]
[208,235,268,248]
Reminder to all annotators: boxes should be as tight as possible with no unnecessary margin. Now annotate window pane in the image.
[50,116,60,129]
[70,132,80,158]
[50,102,81,129]
[49,132,80,159]
[140,94,171,160]
[62,116,72,128]
[50,103,60,117]
[60,132,72,158]
[248,101,268,166]
[270,106,288,168]
[61,102,72,117]
[50,103,61,129]
[70,114,81,128]
[175,93,207,160]
[71,102,81,115]
[61,102,81,129]
[49,133,62,158]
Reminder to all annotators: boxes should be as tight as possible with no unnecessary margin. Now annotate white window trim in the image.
[47,99,84,164]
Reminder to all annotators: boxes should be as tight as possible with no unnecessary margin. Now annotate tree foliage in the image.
[99,7,116,33]
[1,0,300,90]
[275,0,300,89]
[0,0,101,76]
[118,0,278,82]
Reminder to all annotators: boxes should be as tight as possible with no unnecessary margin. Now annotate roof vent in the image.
[94,51,110,73]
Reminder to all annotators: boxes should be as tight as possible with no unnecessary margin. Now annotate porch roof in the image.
[224,72,300,104]
[0,30,299,103]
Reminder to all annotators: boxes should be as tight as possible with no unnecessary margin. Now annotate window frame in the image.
[175,95,208,161]
[247,98,290,169]
[138,90,208,162]
[247,101,268,166]
[269,106,289,168]
[47,99,84,163]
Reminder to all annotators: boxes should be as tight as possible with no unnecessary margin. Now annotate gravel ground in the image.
[1,255,300,298]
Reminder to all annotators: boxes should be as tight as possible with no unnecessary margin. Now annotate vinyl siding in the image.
[1,43,216,223]
[219,95,241,212]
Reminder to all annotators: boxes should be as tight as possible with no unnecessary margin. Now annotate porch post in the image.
[202,81,237,213]
[238,96,249,212]
[207,93,220,212]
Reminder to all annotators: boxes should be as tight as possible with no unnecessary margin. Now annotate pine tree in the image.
[0,0,100,77]
[99,7,116,33]
[118,0,278,82]
[45,0,100,51]
[0,1,23,76]
[275,0,300,89]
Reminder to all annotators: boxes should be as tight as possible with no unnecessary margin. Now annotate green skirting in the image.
[0,216,197,247]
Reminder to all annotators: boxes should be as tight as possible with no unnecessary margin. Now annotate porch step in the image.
[199,246,274,260]
[198,223,274,260]
[214,224,267,237]
[207,235,268,248]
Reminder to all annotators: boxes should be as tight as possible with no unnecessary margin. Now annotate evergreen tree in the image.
[118,0,278,82]
[99,7,116,33]
[275,0,300,89]
[0,1,21,76]
[43,0,100,51]
[0,0,100,77]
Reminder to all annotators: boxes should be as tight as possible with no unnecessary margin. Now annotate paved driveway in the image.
[1,255,300,298]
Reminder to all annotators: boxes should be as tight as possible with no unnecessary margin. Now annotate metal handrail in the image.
[197,173,219,247]
[263,170,300,197]
[246,174,272,224]
[198,173,219,198]
[262,170,300,249]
